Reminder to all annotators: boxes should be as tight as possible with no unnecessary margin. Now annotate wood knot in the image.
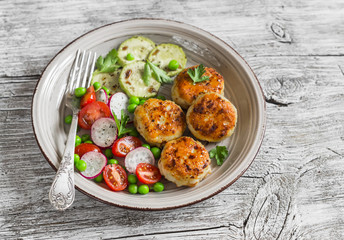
[270,22,292,43]
[265,77,302,106]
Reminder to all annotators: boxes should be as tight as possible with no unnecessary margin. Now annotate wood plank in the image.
[1,54,344,238]
[0,0,344,76]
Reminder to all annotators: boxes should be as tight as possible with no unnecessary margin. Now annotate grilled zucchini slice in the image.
[117,36,156,67]
[147,43,187,76]
[119,61,160,98]
[91,69,122,95]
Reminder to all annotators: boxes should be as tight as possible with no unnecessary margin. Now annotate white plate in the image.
[32,19,266,210]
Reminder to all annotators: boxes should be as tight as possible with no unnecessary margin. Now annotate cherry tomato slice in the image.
[136,163,162,184]
[78,101,111,130]
[75,143,101,158]
[80,86,96,108]
[112,136,142,157]
[103,164,128,191]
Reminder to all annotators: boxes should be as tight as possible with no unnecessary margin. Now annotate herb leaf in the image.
[143,62,151,86]
[147,60,172,84]
[113,110,133,138]
[187,64,209,84]
[96,49,121,73]
[209,146,229,166]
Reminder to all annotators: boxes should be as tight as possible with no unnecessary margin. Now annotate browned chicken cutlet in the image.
[158,136,211,187]
[134,98,186,147]
[186,92,237,142]
[171,65,225,109]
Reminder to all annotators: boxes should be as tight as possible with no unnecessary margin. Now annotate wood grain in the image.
[1,0,344,239]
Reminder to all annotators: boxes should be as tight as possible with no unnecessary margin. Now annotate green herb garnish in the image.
[187,64,209,84]
[209,146,229,166]
[143,62,152,86]
[96,49,120,73]
[113,110,134,138]
[146,60,173,84]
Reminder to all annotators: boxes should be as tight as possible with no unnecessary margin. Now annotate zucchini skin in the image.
[117,36,156,67]
[148,43,187,76]
[119,61,160,98]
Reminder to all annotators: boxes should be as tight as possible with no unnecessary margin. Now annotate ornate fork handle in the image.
[49,114,78,210]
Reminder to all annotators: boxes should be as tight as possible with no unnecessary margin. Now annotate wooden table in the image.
[1,0,343,239]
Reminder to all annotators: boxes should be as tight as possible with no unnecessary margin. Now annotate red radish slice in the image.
[108,92,133,122]
[91,118,117,148]
[79,152,107,179]
[125,147,155,173]
[95,88,108,104]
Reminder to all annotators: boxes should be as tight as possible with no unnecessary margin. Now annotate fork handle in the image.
[49,114,78,210]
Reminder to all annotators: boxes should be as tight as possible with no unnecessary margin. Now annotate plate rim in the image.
[31,18,266,210]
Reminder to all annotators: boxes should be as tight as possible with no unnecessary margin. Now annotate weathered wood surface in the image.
[1,0,344,239]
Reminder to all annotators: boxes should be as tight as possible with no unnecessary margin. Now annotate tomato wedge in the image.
[112,136,142,157]
[136,163,161,184]
[75,143,101,157]
[78,101,111,130]
[103,164,128,191]
[80,86,96,108]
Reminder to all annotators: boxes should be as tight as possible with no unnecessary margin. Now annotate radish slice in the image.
[91,118,117,148]
[79,152,107,179]
[95,88,108,104]
[125,147,155,173]
[108,92,133,122]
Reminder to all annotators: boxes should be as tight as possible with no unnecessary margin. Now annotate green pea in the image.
[168,60,179,71]
[139,99,146,105]
[74,87,87,97]
[129,128,139,137]
[153,182,164,192]
[74,154,80,165]
[84,140,93,144]
[93,82,101,91]
[128,184,138,194]
[64,115,73,124]
[75,135,82,147]
[108,159,118,165]
[128,174,138,184]
[102,86,110,95]
[151,147,161,159]
[76,160,87,172]
[127,103,137,113]
[126,53,135,61]
[94,174,103,183]
[138,184,149,194]
[104,149,113,158]
[129,96,140,105]
[142,144,150,150]
[81,134,90,142]
[156,95,166,100]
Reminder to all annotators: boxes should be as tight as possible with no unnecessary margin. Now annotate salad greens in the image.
[146,60,173,84]
[187,64,209,84]
[209,146,229,166]
[113,109,135,138]
[95,49,121,73]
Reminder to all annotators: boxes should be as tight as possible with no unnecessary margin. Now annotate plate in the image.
[32,19,266,210]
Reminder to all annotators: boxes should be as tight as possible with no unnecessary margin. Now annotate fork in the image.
[49,49,97,210]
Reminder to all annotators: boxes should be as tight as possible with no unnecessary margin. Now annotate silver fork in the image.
[49,49,97,211]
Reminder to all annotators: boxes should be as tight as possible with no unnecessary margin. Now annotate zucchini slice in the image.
[117,36,156,67]
[119,61,160,98]
[147,43,187,76]
[91,69,122,95]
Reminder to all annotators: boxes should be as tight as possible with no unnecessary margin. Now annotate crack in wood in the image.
[105,224,241,240]
[0,74,40,79]
[326,147,343,156]
[338,65,344,77]
[276,198,292,240]
[265,96,291,107]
